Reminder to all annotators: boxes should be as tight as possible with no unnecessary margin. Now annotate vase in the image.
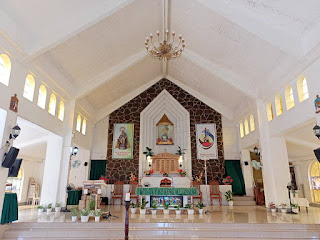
[187,209,194,215]
[151,210,157,215]
[176,210,181,215]
[281,208,287,213]
[228,201,234,207]
[72,216,77,222]
[81,216,89,222]
[38,209,43,214]
[140,209,146,215]
[95,216,100,222]
[47,209,52,214]
[198,209,204,214]
[271,208,276,213]
[131,208,137,214]
[292,208,299,214]
[163,209,170,215]
[55,207,61,212]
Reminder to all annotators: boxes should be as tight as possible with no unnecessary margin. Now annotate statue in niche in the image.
[156,114,174,145]
[115,127,131,149]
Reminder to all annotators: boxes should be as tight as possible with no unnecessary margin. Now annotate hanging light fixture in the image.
[9,125,21,140]
[253,146,260,156]
[313,125,320,139]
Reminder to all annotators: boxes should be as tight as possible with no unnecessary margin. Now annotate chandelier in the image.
[145,29,185,60]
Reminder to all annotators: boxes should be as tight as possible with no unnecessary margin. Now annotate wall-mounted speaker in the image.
[244,161,249,166]
[84,162,88,167]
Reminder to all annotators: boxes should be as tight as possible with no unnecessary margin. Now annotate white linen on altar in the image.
[141,176,191,188]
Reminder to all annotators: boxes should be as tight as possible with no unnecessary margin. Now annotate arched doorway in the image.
[310,161,320,203]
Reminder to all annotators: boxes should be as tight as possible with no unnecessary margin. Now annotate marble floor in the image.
[16,205,320,224]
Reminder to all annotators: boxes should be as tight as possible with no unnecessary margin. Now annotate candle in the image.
[125,192,130,201]
[97,189,102,194]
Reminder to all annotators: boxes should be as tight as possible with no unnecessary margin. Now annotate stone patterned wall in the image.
[107,79,225,183]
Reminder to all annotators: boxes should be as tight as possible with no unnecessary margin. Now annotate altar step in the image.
[3,222,320,239]
[233,196,256,206]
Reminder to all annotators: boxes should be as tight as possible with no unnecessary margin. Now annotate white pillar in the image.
[256,99,291,206]
[240,150,254,197]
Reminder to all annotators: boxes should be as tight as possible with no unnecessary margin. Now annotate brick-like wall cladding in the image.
[107,79,225,183]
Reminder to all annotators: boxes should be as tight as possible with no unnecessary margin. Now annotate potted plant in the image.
[163,202,170,215]
[140,199,148,215]
[46,204,52,213]
[80,208,90,222]
[55,202,61,212]
[269,202,276,212]
[94,210,102,222]
[222,176,234,185]
[185,204,194,215]
[225,190,234,206]
[71,208,78,222]
[129,173,138,182]
[280,203,287,213]
[130,202,140,214]
[89,197,95,216]
[144,169,153,177]
[151,200,158,215]
[178,169,187,177]
[37,205,44,214]
[291,203,299,214]
[196,202,205,214]
[174,204,181,215]
[160,171,169,177]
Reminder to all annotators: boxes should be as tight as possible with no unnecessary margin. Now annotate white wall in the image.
[69,147,90,188]
[91,116,109,160]
[222,116,240,159]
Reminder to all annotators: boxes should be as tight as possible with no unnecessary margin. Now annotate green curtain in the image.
[1,193,18,224]
[89,160,106,180]
[225,160,246,196]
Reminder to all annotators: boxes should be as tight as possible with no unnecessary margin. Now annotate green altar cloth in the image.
[67,190,82,205]
[1,193,18,224]
[136,187,198,196]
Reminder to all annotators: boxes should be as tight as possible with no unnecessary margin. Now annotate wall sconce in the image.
[147,155,152,167]
[9,125,21,140]
[313,125,320,139]
[71,146,79,156]
[253,146,260,156]
[179,155,183,168]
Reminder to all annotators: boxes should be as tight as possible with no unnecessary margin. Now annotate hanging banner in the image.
[196,123,218,159]
[112,123,134,159]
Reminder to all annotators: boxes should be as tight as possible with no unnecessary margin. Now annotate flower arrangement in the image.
[195,172,203,183]
[144,169,153,176]
[196,202,205,209]
[178,169,187,176]
[225,190,233,202]
[99,176,110,183]
[184,203,194,209]
[163,202,170,209]
[268,202,276,209]
[140,199,149,209]
[160,171,169,177]
[222,176,234,185]
[130,202,140,208]
[174,204,181,210]
[129,173,138,182]
[80,208,90,216]
[151,200,158,209]
[280,203,287,209]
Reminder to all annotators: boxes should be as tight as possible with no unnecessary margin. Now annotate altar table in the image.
[1,193,18,224]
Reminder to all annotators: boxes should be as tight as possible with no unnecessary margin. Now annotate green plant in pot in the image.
[291,203,299,214]
[196,202,205,214]
[80,208,90,222]
[174,204,181,215]
[37,205,44,214]
[151,200,158,215]
[94,210,102,222]
[130,202,140,214]
[55,202,62,213]
[71,208,78,222]
[140,199,149,215]
[225,190,234,207]
[163,202,170,215]
[185,203,194,215]
[46,203,53,213]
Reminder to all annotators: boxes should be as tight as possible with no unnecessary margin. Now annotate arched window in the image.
[58,101,64,121]
[310,161,320,203]
[266,102,273,122]
[239,122,244,138]
[297,76,309,102]
[250,114,255,132]
[48,93,56,116]
[76,115,81,132]
[275,94,283,116]
[37,85,47,109]
[82,119,87,135]
[23,74,35,101]
[0,54,11,86]
[244,119,249,135]
[285,86,295,110]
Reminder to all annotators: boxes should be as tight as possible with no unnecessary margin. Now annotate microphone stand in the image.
[287,184,297,215]
[103,179,118,219]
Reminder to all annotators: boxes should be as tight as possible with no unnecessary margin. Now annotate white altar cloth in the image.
[141,176,191,188]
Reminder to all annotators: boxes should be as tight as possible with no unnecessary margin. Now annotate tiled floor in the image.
[16,205,320,224]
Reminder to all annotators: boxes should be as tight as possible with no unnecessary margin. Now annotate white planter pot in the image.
[72,216,77,222]
[38,209,43,214]
[95,216,100,222]
[81,216,89,223]
[271,208,276,213]
[187,209,194,215]
[55,207,61,212]
[151,210,157,215]
[281,208,287,213]
[47,209,52,214]
[228,201,234,207]
[131,208,137,214]
[163,209,170,215]
[175,210,181,215]
[140,209,146,215]
[198,209,204,214]
[292,208,299,214]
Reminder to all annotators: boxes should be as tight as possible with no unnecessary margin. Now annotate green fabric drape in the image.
[136,187,198,196]
[1,193,18,224]
[89,160,106,180]
[67,190,82,205]
[225,160,246,196]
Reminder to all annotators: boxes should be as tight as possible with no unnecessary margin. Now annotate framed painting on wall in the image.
[156,114,174,145]
[196,123,218,159]
[112,123,134,159]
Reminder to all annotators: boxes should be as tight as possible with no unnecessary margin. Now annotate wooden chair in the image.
[209,180,222,206]
[191,181,202,204]
[129,181,139,202]
[160,178,172,187]
[111,181,124,205]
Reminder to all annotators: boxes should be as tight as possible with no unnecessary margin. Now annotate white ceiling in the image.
[2,0,320,121]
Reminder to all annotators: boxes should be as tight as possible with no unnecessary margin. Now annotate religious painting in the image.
[156,114,174,145]
[196,123,218,159]
[112,123,134,159]
[315,95,320,114]
[9,94,18,112]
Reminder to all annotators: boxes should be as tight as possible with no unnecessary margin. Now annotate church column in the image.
[240,150,254,197]
[256,99,291,206]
